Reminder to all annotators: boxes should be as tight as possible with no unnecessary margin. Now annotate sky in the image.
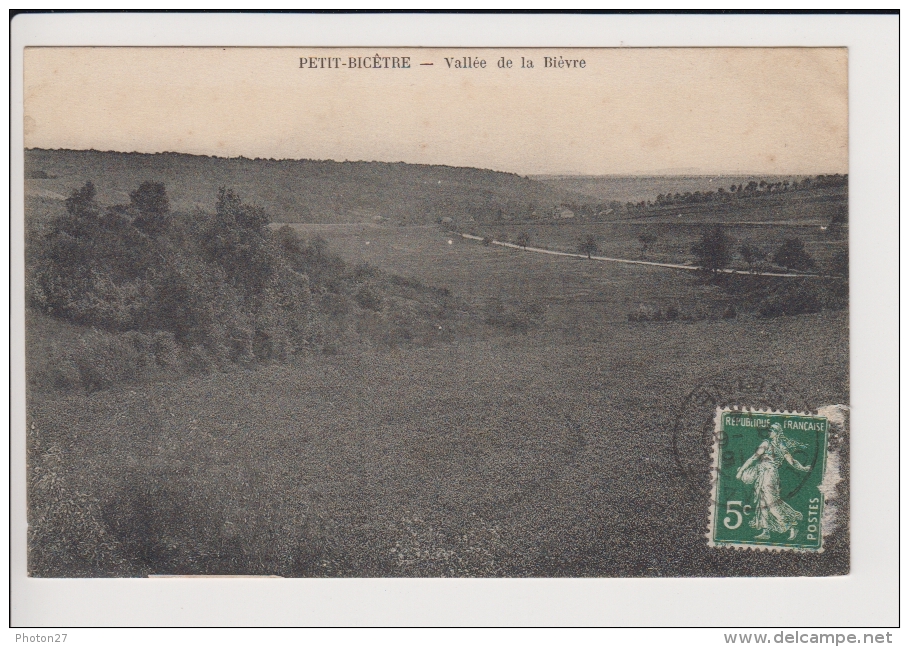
[23,47,848,176]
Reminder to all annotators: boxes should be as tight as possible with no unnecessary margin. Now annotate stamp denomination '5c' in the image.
[709,408,828,551]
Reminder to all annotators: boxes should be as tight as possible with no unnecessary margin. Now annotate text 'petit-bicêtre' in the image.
[298,54,587,70]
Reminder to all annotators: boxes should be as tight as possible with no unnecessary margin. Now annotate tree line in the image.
[625,174,848,212]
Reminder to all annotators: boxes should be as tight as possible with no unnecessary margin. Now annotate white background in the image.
[8,11,900,633]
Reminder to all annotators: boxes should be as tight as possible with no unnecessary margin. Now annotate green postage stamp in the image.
[709,408,829,551]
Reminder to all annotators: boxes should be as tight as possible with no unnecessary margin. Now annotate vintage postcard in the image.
[22,45,850,578]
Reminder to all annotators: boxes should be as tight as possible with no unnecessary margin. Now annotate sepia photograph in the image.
[21,44,853,580]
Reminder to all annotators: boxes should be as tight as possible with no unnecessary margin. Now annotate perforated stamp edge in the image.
[705,406,838,553]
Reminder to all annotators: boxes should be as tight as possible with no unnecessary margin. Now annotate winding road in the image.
[458,233,833,279]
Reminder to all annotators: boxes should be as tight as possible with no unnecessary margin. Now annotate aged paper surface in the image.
[23,45,849,580]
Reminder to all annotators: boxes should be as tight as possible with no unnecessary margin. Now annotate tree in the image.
[203,189,274,294]
[772,237,815,271]
[637,232,657,259]
[516,232,529,250]
[578,234,598,259]
[216,187,269,231]
[61,181,101,237]
[130,182,170,235]
[691,225,733,273]
[738,243,765,272]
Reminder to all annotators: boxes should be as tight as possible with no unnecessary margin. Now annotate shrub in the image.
[738,244,765,271]
[638,232,657,259]
[772,238,815,271]
[355,286,383,311]
[756,280,822,318]
[483,298,543,333]
[51,328,145,393]
[628,304,663,322]
[352,262,379,280]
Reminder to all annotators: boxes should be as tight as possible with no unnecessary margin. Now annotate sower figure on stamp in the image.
[736,423,811,540]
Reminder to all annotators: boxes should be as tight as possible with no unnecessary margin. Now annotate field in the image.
[28,226,849,578]
[25,155,850,577]
[284,224,729,327]
[28,309,848,577]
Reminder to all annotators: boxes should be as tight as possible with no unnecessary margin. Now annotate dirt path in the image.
[458,233,829,278]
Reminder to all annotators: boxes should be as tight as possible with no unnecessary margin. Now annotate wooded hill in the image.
[25,148,583,225]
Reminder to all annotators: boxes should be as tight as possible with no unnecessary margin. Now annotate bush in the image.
[716,270,847,319]
[738,244,765,270]
[628,304,662,322]
[483,298,543,333]
[355,286,383,311]
[32,327,145,393]
[772,238,815,271]
[352,262,379,280]
[756,280,822,318]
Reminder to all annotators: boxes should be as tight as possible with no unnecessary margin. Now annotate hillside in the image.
[537,174,847,226]
[533,174,807,205]
[24,148,580,225]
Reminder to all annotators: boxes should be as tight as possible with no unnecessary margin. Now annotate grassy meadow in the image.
[28,310,849,577]
[25,153,849,577]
